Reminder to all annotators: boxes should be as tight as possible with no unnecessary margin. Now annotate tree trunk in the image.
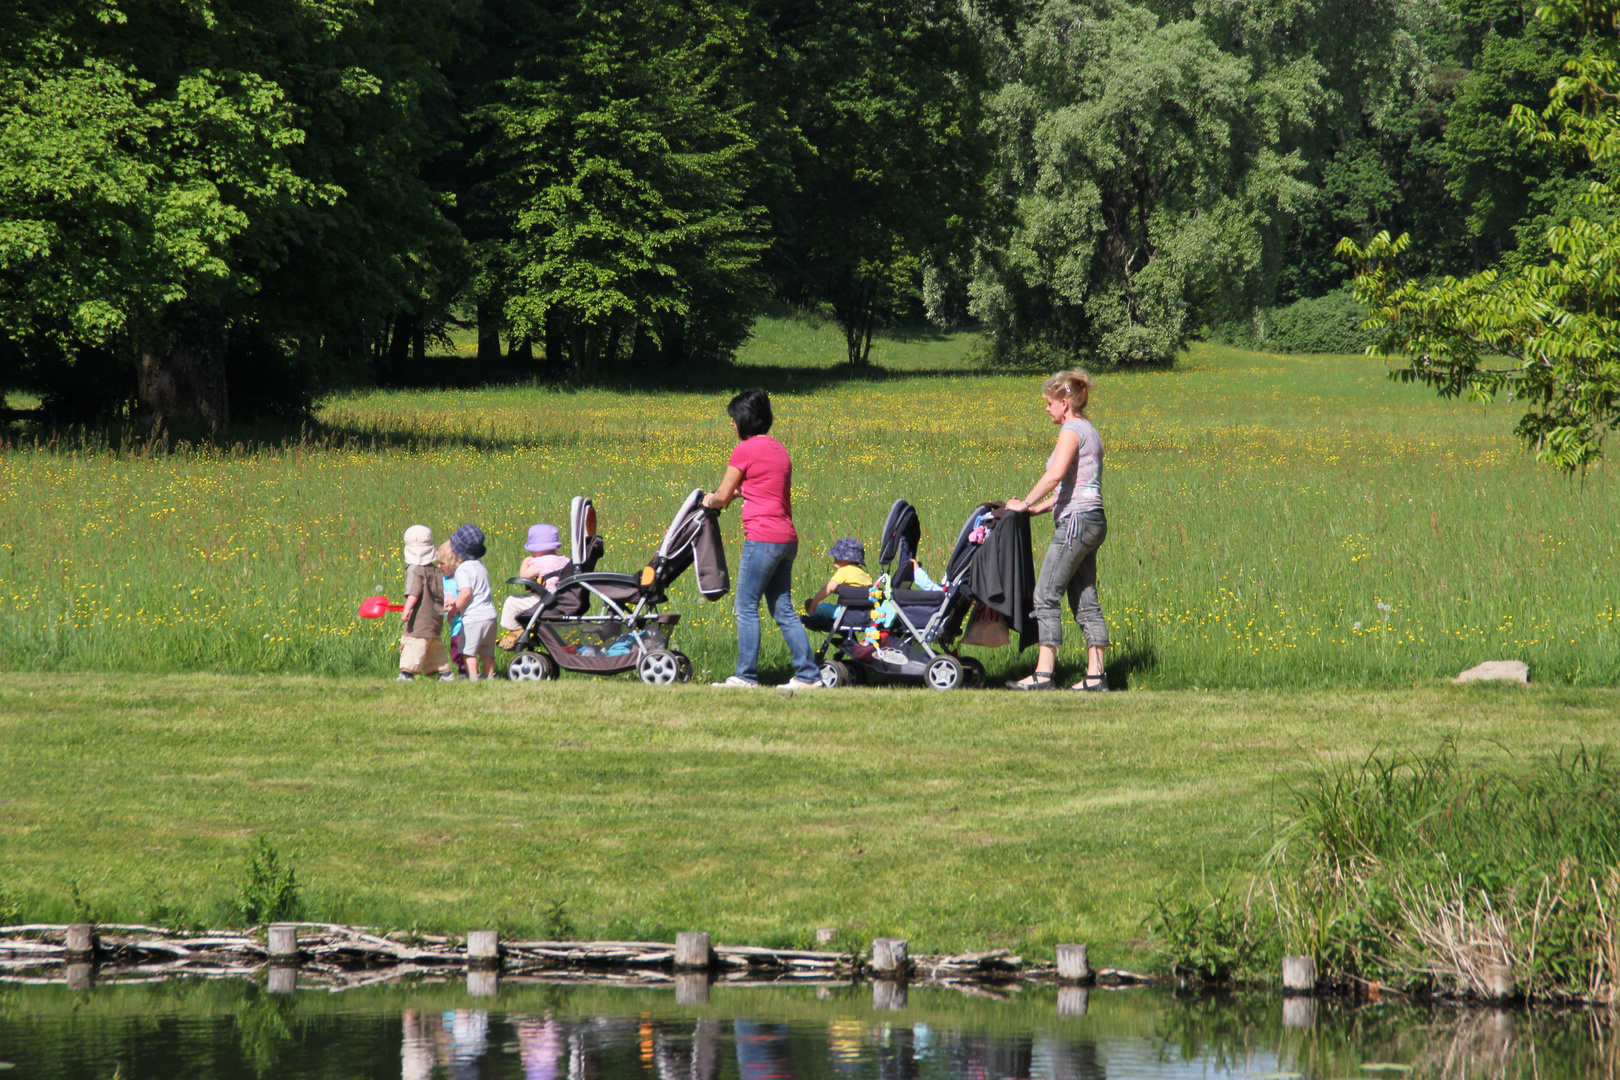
[544,308,562,372]
[569,322,587,383]
[477,299,503,363]
[386,313,414,384]
[137,304,230,433]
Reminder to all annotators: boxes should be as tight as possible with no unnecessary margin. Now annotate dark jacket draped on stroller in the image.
[811,498,1033,690]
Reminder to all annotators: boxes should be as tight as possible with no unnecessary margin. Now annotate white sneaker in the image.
[711,676,760,688]
[779,677,823,692]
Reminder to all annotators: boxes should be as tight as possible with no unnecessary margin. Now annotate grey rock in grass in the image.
[1455,660,1530,684]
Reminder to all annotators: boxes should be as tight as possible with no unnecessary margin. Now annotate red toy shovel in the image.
[358,595,405,619]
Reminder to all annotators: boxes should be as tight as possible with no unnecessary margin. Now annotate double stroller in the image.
[813,499,1024,691]
[504,490,727,685]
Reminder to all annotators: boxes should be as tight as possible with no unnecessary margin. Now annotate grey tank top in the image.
[1049,418,1103,521]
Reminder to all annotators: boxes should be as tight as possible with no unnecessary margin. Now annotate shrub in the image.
[1161,744,1620,1000]
[234,836,304,925]
[1212,288,1379,355]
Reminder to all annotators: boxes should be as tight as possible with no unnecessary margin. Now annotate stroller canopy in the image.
[878,499,920,584]
[570,496,603,572]
[649,489,729,601]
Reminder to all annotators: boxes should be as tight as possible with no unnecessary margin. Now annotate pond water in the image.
[0,975,1613,1080]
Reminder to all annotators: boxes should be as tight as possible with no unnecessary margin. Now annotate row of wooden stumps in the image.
[259,927,1102,1011]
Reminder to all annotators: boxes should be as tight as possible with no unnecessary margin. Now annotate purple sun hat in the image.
[525,523,561,554]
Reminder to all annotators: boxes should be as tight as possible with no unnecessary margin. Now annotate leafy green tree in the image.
[756,0,993,366]
[0,0,463,425]
[472,0,767,382]
[971,0,1316,366]
[1443,29,1583,268]
[1342,0,1620,472]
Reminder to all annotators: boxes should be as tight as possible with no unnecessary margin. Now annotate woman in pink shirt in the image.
[702,390,821,689]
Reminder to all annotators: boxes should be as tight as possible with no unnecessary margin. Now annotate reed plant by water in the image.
[1153,742,1620,1001]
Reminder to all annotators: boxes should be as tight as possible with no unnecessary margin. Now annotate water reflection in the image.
[0,979,1612,1079]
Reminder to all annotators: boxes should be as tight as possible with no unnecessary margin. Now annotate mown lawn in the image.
[2,672,1615,970]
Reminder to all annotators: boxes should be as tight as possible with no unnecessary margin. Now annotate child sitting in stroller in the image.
[498,523,571,651]
[803,537,873,632]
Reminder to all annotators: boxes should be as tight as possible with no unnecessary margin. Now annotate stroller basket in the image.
[532,614,679,674]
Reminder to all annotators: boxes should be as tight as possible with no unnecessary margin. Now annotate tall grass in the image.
[0,320,1615,687]
[1153,743,1620,1001]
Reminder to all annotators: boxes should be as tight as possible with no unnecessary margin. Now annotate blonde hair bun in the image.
[1041,370,1094,413]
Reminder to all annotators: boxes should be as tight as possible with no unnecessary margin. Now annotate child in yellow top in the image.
[803,537,874,631]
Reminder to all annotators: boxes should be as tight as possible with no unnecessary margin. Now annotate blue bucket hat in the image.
[828,537,865,564]
[450,523,486,560]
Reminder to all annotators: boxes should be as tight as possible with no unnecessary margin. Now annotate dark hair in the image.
[727,389,773,438]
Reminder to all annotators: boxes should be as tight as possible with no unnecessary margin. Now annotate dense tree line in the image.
[0,0,1602,427]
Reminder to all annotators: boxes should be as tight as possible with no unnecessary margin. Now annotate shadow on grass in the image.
[1105,638,1159,691]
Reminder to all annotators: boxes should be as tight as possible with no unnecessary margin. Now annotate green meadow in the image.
[1,315,1617,967]
[1,313,1615,688]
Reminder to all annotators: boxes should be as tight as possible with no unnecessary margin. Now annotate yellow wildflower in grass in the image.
[0,328,1615,686]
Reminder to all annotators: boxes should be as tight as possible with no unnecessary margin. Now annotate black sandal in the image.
[1068,674,1109,692]
[1006,671,1055,691]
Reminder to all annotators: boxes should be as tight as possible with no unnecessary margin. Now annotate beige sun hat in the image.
[403,525,436,566]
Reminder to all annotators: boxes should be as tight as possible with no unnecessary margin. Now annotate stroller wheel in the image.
[958,656,986,689]
[638,649,683,686]
[924,654,964,692]
[508,650,558,682]
[819,659,853,688]
[672,651,694,683]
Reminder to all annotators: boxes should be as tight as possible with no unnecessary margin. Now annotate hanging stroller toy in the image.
[811,498,1025,690]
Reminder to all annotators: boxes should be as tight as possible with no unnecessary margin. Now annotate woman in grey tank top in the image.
[1003,370,1110,691]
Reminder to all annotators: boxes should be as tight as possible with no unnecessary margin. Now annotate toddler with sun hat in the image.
[397,525,453,681]
[497,523,573,650]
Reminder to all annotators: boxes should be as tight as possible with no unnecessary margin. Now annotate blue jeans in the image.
[734,539,819,683]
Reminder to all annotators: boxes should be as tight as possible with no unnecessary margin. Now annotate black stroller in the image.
[812,499,1006,691]
[505,490,727,685]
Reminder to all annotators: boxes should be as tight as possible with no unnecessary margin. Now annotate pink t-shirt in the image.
[519,552,571,588]
[728,435,797,543]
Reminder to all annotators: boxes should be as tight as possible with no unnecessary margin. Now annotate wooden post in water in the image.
[65,923,96,960]
[1056,986,1089,1017]
[467,930,501,968]
[675,972,712,1005]
[871,938,909,978]
[1281,955,1317,993]
[66,963,94,992]
[1282,997,1317,1028]
[1055,944,1091,984]
[872,979,907,1010]
[675,931,712,970]
[268,923,299,962]
[468,968,499,997]
[1481,964,1514,1000]
[267,966,297,994]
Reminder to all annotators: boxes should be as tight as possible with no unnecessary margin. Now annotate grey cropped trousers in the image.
[1033,509,1109,650]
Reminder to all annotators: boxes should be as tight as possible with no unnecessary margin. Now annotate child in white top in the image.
[444,524,497,679]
